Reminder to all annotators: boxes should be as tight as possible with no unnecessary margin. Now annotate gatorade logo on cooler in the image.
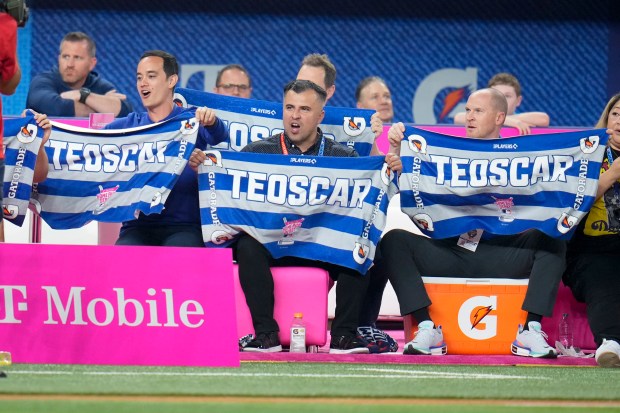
[457,296,498,340]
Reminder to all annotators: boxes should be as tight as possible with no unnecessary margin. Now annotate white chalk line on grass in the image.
[8,367,545,381]
[353,367,544,380]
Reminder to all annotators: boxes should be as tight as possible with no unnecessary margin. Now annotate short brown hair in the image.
[487,73,521,97]
[216,64,252,87]
[300,53,336,89]
[60,32,96,57]
[355,76,389,102]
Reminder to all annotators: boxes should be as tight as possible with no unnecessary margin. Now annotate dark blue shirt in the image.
[105,105,228,229]
[26,68,133,117]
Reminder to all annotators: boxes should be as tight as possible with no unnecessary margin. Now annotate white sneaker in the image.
[403,320,447,355]
[511,321,557,358]
[595,339,620,368]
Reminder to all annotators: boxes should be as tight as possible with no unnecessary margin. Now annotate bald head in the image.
[482,88,509,114]
[464,88,507,139]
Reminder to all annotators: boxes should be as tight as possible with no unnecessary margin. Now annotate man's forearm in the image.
[33,145,49,183]
[81,93,123,116]
[510,112,550,127]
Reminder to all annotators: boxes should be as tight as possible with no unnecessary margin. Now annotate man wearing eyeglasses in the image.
[213,64,252,99]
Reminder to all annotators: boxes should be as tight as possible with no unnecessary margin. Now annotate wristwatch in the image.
[79,88,91,104]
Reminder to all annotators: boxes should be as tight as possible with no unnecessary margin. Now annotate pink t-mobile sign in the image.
[0,244,238,367]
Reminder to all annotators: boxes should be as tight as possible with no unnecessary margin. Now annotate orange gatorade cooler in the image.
[404,277,528,355]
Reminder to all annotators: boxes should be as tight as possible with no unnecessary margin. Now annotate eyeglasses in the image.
[217,84,251,91]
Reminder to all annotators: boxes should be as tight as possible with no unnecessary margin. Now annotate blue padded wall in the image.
[12,0,617,127]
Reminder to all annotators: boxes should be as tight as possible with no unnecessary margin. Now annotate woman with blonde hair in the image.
[563,93,620,368]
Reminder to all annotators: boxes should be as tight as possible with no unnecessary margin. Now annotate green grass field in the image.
[1,362,620,412]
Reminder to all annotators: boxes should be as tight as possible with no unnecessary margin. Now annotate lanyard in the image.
[607,146,620,198]
[280,133,325,157]
[607,146,616,164]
